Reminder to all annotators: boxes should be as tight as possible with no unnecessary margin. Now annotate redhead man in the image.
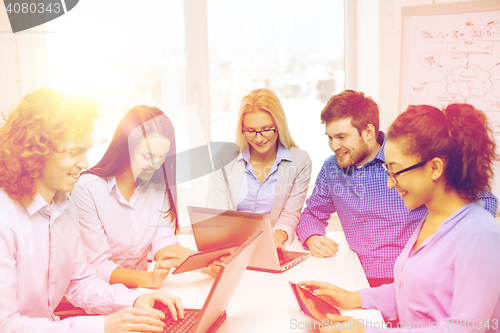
[0,89,183,333]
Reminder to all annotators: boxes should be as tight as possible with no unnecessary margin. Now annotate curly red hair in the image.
[0,88,98,206]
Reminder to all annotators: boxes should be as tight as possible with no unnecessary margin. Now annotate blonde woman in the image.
[209,88,312,249]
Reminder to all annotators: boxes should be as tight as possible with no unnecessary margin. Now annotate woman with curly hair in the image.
[299,104,500,333]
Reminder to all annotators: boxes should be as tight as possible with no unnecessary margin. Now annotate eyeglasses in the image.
[382,160,428,184]
[242,127,277,139]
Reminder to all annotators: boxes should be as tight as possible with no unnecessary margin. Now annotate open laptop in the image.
[188,206,308,273]
[160,230,263,333]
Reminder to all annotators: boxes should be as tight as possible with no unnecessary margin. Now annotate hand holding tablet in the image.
[296,280,362,309]
[172,247,237,275]
[289,281,340,321]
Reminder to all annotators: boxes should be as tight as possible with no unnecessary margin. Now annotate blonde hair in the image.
[235,88,298,150]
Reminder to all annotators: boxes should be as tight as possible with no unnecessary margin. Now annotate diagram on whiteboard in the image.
[407,11,500,113]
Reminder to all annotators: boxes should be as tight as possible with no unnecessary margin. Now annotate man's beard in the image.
[336,138,371,168]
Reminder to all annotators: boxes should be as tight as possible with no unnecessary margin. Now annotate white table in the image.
[141,231,383,332]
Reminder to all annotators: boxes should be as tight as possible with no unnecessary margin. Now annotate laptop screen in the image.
[188,206,280,270]
[192,230,263,333]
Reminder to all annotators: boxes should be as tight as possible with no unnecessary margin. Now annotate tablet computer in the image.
[289,281,341,321]
[172,246,237,275]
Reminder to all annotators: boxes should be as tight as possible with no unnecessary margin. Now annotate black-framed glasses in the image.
[382,160,428,184]
[242,127,277,139]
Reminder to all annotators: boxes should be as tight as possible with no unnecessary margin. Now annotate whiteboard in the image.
[400,1,500,200]
[400,2,500,112]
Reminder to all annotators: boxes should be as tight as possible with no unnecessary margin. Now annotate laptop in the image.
[188,206,308,273]
[160,230,263,333]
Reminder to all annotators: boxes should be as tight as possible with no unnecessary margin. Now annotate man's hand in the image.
[134,291,184,321]
[305,235,339,257]
[104,307,165,333]
[104,291,184,333]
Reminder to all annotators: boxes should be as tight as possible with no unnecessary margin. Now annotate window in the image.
[45,0,187,167]
[44,0,345,226]
[208,0,345,179]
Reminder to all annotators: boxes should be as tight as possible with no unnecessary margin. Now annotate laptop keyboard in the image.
[162,309,199,333]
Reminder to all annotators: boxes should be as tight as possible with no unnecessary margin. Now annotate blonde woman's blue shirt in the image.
[237,143,292,215]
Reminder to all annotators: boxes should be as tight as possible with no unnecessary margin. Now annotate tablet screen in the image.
[289,281,340,321]
[172,247,236,275]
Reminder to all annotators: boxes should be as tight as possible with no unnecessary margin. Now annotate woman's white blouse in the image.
[72,174,179,282]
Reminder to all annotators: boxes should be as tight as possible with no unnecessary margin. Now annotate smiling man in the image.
[0,89,183,333]
[295,90,498,287]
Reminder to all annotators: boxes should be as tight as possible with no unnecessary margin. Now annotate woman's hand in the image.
[203,255,230,277]
[320,314,365,333]
[273,230,288,250]
[305,296,364,333]
[297,280,362,309]
[149,251,180,288]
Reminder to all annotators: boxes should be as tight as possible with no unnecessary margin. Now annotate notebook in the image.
[160,230,263,333]
[188,206,308,273]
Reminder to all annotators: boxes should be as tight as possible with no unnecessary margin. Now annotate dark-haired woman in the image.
[299,104,500,332]
[72,106,195,289]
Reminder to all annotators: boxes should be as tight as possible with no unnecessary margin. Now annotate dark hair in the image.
[320,90,380,138]
[84,105,178,232]
[387,104,497,200]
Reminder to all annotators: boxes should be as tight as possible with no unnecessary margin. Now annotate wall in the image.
[377,0,500,204]
[345,0,380,105]
[0,9,20,123]
[378,0,481,132]
[2,1,487,138]
[0,10,49,124]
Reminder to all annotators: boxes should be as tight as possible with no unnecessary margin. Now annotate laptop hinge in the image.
[206,311,227,333]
